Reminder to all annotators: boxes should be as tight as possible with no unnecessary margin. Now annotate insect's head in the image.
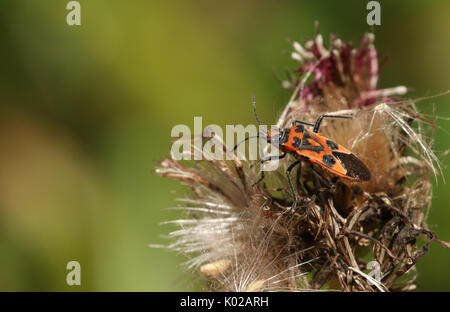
[251,94,289,147]
[266,128,288,147]
[233,94,286,152]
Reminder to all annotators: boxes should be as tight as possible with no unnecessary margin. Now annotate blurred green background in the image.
[0,0,448,291]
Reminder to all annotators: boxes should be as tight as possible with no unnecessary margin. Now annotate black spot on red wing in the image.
[298,131,325,153]
[301,131,314,146]
[326,139,339,150]
[292,136,302,148]
[331,151,371,181]
[295,125,305,133]
[280,130,289,144]
[322,154,336,167]
[299,145,324,153]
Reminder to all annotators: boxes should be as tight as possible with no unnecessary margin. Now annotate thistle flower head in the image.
[155,29,449,292]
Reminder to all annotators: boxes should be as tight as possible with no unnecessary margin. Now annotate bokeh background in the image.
[0,0,449,291]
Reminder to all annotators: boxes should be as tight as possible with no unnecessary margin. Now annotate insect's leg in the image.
[310,166,330,212]
[233,135,259,151]
[313,114,353,133]
[311,166,335,190]
[292,120,315,127]
[250,153,286,169]
[252,170,265,186]
[303,180,313,195]
[295,160,304,194]
[251,153,287,186]
[285,160,303,221]
[285,160,302,203]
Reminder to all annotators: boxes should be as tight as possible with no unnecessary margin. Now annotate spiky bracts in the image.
[155,31,449,291]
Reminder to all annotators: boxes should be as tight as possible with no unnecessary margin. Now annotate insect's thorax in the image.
[280,125,323,152]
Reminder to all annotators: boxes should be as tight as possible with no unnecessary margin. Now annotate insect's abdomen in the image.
[329,151,371,181]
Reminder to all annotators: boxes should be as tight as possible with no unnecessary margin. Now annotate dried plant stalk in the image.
[154,30,449,292]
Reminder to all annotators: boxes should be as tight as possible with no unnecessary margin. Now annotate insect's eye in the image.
[279,130,289,145]
[269,134,280,146]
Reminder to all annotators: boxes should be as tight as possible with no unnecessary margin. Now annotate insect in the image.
[234,95,371,202]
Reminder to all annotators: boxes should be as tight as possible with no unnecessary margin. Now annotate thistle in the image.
[155,30,449,291]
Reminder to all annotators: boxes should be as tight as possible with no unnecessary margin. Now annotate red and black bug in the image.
[234,95,371,201]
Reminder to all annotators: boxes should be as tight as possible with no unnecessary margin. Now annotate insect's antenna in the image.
[233,135,259,151]
[252,93,266,162]
[252,93,267,135]
[252,93,262,128]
